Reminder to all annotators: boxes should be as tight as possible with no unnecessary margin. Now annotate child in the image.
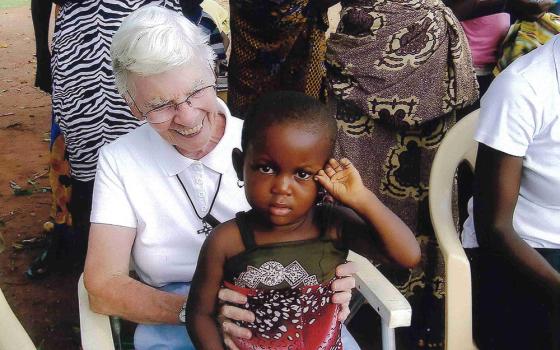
[185,91,420,349]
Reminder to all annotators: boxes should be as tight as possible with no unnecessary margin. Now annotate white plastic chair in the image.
[78,250,411,350]
[429,109,479,350]
[0,288,36,350]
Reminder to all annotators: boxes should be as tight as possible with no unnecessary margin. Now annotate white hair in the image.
[111,4,216,95]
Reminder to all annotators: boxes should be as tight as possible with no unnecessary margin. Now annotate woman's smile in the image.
[172,117,204,137]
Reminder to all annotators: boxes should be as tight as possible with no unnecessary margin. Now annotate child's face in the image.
[241,122,332,228]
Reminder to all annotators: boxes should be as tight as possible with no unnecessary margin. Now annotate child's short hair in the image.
[241,91,337,152]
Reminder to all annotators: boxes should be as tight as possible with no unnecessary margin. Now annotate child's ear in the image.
[232,148,244,181]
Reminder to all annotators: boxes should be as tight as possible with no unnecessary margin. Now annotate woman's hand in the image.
[315,158,368,208]
[217,288,255,350]
[333,261,357,321]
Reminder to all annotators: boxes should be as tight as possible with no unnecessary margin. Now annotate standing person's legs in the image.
[68,179,94,268]
[28,128,95,278]
[31,0,53,93]
[26,116,73,278]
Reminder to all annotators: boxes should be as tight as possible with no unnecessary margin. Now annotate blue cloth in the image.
[50,112,61,148]
[133,282,360,349]
[134,282,195,350]
[341,323,361,350]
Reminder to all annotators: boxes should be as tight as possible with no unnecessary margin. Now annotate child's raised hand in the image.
[315,158,366,206]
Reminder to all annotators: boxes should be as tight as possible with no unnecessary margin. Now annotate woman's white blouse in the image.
[91,99,250,286]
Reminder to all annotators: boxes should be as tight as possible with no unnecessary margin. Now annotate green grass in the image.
[0,0,30,9]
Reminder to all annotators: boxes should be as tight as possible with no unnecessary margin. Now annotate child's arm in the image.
[315,158,421,268]
[185,224,233,350]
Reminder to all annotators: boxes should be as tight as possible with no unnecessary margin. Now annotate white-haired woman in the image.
[83,5,357,350]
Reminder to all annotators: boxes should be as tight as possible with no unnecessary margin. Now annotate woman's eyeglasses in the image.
[127,84,216,124]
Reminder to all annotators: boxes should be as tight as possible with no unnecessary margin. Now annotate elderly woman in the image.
[83,5,356,350]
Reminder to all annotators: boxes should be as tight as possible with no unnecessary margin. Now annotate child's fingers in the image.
[314,170,331,189]
[329,158,342,171]
[324,163,336,178]
[339,158,353,169]
[315,169,327,180]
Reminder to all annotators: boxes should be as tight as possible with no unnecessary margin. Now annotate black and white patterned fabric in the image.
[51,0,182,181]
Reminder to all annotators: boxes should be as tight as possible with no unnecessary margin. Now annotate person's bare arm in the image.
[186,224,232,350]
[83,223,184,324]
[473,144,560,296]
[316,158,421,268]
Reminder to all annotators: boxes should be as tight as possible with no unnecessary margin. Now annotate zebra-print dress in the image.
[51,0,181,182]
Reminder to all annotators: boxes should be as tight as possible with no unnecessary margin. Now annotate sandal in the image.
[25,249,52,279]
[12,236,48,250]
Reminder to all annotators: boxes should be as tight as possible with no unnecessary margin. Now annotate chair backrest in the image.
[0,288,36,350]
[429,109,479,350]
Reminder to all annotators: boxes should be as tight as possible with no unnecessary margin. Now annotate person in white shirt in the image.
[83,5,357,350]
[462,34,560,349]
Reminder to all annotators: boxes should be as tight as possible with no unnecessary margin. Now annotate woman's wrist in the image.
[179,299,187,324]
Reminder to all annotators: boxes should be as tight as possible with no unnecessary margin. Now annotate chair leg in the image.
[381,318,396,350]
[110,316,122,350]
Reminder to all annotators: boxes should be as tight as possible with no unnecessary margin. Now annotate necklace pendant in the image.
[197,220,213,236]
[176,174,222,236]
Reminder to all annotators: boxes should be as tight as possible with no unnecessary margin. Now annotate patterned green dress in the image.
[224,211,348,349]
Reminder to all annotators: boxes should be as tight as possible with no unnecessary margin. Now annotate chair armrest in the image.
[348,250,412,329]
[0,289,35,350]
[78,273,115,350]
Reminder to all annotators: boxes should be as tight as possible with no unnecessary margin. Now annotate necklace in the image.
[176,173,222,236]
